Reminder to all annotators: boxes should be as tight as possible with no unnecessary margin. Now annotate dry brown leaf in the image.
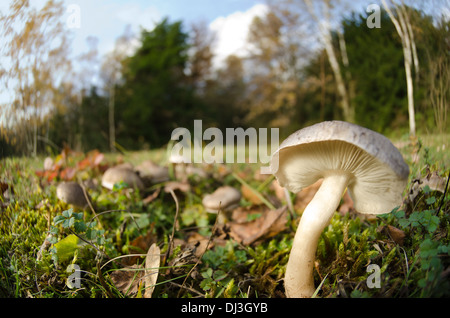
[271,179,286,202]
[294,179,322,212]
[241,184,263,205]
[144,243,160,298]
[229,206,288,245]
[383,225,406,246]
[338,191,354,214]
[124,229,156,265]
[187,232,212,258]
[110,264,144,296]
[409,172,447,200]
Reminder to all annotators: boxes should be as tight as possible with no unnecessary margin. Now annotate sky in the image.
[0,0,270,112]
[1,0,448,110]
[60,0,269,68]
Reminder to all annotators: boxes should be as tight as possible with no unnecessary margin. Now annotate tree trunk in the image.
[109,85,116,153]
[381,0,417,136]
[303,0,354,123]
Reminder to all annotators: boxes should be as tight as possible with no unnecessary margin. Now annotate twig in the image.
[164,188,180,266]
[96,261,115,298]
[436,174,449,215]
[170,282,204,297]
[78,180,98,221]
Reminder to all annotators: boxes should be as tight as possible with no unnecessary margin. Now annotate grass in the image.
[0,133,449,298]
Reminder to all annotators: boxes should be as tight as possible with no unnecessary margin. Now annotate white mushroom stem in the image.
[285,173,350,298]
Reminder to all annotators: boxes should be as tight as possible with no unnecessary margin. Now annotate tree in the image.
[301,0,355,123]
[100,25,135,152]
[245,5,306,129]
[381,0,419,136]
[341,11,407,133]
[0,0,73,156]
[202,54,248,129]
[186,21,215,92]
[421,14,450,134]
[116,19,199,148]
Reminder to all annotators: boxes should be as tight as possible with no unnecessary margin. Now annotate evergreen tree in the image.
[116,19,199,149]
[341,11,407,133]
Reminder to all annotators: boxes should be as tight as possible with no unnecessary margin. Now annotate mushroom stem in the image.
[285,173,350,298]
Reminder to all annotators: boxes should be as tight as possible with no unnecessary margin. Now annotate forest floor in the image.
[0,132,449,298]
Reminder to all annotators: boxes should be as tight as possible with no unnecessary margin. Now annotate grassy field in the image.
[0,133,449,298]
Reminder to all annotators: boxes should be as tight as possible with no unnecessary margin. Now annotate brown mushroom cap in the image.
[135,160,170,185]
[56,182,89,208]
[101,165,144,190]
[271,121,409,214]
[202,186,241,213]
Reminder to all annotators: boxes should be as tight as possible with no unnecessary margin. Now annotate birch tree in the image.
[0,0,72,155]
[302,0,355,123]
[381,0,419,136]
[100,26,134,152]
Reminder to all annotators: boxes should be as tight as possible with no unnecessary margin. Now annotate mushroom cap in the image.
[202,186,241,213]
[56,181,89,208]
[135,160,170,184]
[101,165,145,190]
[271,121,409,215]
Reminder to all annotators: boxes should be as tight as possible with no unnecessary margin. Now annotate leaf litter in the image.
[3,143,449,298]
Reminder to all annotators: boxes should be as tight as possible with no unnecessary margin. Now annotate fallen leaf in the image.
[407,171,447,203]
[271,179,286,202]
[110,265,144,296]
[53,234,81,262]
[294,179,322,212]
[241,184,262,205]
[167,246,198,277]
[0,182,13,196]
[338,191,354,214]
[125,229,156,265]
[186,232,213,258]
[385,225,406,246]
[144,243,161,298]
[229,206,288,245]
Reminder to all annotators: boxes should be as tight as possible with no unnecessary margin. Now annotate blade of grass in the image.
[231,172,276,210]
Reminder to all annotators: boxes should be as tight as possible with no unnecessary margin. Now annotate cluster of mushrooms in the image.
[56,121,410,298]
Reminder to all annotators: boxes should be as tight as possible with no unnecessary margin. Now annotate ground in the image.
[0,133,449,298]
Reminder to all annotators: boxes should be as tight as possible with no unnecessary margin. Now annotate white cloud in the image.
[209,3,268,69]
[66,1,160,59]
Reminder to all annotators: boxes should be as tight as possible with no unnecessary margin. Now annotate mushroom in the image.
[101,165,144,191]
[202,186,241,222]
[270,121,409,298]
[168,152,198,182]
[135,160,170,186]
[56,181,90,209]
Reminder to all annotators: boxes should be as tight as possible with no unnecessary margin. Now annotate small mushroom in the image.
[135,160,170,185]
[101,165,144,191]
[169,153,191,181]
[202,186,241,221]
[56,181,90,209]
[43,157,54,171]
[270,121,409,298]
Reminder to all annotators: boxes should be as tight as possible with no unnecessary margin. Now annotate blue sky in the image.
[63,0,268,64]
[0,0,269,114]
